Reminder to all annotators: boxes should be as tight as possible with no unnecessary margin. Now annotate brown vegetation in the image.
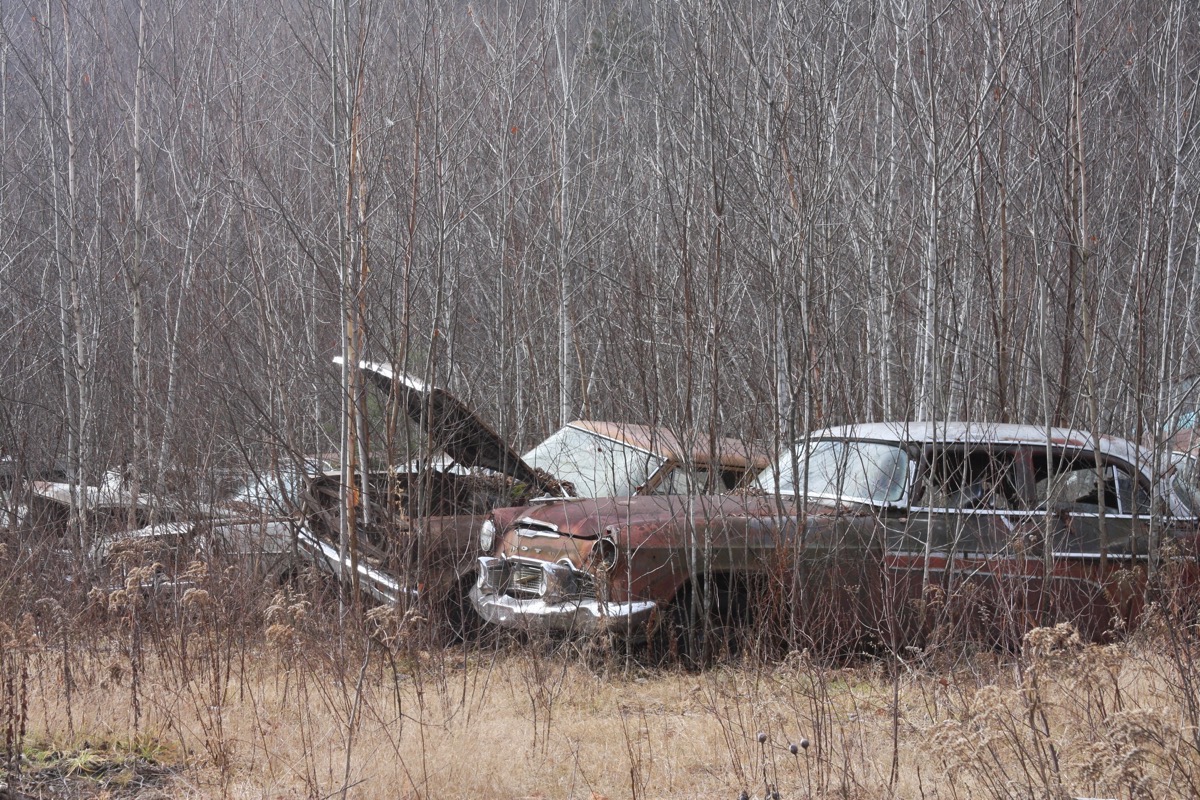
[3,558,1200,800]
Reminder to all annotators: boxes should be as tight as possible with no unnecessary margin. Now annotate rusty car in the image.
[296,359,768,637]
[471,422,1200,660]
[10,465,310,590]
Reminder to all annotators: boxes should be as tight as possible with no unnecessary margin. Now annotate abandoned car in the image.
[100,467,308,586]
[297,359,768,635]
[11,466,308,589]
[472,422,1200,657]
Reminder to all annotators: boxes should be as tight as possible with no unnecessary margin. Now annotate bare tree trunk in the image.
[42,0,91,554]
[122,0,149,528]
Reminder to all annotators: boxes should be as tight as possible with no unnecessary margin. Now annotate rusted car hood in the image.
[502,493,792,541]
[341,358,547,491]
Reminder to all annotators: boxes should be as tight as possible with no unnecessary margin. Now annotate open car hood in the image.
[337,358,548,491]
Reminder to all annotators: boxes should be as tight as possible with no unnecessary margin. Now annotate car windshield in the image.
[522,425,666,497]
[230,468,306,513]
[760,439,910,504]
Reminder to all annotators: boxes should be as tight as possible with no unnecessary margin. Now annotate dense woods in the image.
[2,0,1199,487]
[6,5,1200,798]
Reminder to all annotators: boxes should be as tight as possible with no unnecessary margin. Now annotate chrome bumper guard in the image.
[471,556,657,635]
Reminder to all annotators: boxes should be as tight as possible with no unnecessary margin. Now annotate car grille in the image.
[515,520,559,535]
[509,560,546,596]
[504,557,597,600]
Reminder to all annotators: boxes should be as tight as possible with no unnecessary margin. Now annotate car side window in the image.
[1036,466,1113,511]
[649,465,713,495]
[918,447,1022,510]
[1032,452,1148,516]
[648,465,750,493]
[719,468,746,490]
[1113,467,1152,515]
[1172,457,1200,516]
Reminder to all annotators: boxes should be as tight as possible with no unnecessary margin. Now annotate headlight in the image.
[590,537,619,570]
[479,518,496,552]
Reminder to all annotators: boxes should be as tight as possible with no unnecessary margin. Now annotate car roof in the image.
[806,421,1159,474]
[569,421,770,470]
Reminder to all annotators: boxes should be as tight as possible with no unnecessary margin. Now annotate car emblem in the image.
[517,530,559,539]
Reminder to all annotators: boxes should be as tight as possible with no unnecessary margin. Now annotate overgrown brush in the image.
[5,532,1200,798]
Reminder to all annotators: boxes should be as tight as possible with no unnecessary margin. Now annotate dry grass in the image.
[5,618,1200,799]
[4,560,1200,799]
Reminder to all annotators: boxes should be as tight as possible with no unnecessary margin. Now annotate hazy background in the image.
[2,0,1197,483]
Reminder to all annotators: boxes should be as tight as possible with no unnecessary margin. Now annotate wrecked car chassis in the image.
[9,467,304,593]
[470,493,799,650]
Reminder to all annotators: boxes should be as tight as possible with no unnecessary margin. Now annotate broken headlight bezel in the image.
[589,536,619,571]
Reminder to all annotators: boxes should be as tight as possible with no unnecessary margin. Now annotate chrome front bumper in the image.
[470,556,657,635]
[296,525,419,605]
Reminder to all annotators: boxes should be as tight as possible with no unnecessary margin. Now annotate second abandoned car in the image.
[472,422,1200,655]
[10,465,310,590]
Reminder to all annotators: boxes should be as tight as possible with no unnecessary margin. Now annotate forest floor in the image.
[3,613,1199,800]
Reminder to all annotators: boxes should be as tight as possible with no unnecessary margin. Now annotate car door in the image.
[889,444,1036,647]
[1030,449,1153,638]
